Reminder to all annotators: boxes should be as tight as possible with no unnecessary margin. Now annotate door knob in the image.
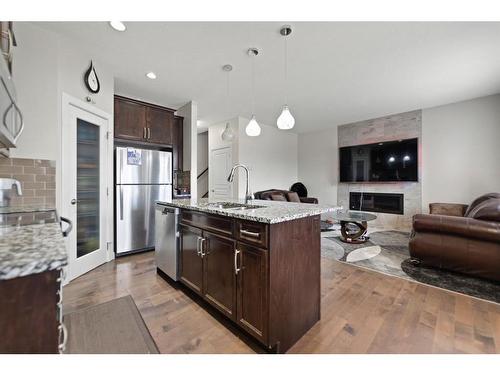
[70,199,79,205]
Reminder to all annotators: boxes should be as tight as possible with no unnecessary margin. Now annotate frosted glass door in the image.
[76,118,100,258]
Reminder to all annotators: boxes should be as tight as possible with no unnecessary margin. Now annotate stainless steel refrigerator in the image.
[115,147,172,255]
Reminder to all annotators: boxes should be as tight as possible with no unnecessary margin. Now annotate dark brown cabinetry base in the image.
[176,209,321,353]
[0,270,61,353]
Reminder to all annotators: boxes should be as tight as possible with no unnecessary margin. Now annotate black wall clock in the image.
[84,61,100,94]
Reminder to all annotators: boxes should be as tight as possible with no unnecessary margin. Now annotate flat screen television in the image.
[339,138,418,182]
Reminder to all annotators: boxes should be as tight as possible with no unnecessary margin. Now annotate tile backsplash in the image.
[0,158,56,208]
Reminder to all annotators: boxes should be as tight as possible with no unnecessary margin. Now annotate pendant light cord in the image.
[251,53,256,115]
[226,69,230,114]
[284,33,288,105]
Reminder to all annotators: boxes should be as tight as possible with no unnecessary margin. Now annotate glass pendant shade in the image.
[221,122,234,141]
[245,115,261,137]
[277,105,295,130]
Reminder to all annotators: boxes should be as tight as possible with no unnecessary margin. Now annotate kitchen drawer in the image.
[181,210,233,237]
[236,220,268,249]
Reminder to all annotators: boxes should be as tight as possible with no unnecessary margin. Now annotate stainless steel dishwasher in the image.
[155,203,180,281]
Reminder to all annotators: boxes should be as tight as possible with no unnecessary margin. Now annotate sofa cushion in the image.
[429,203,468,217]
[465,193,500,217]
[467,198,500,222]
[270,193,287,202]
[412,213,500,243]
[286,192,301,203]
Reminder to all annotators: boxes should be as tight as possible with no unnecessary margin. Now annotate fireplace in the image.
[349,192,404,215]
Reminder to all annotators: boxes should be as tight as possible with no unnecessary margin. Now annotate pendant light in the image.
[246,48,261,137]
[277,25,295,130]
[221,64,235,141]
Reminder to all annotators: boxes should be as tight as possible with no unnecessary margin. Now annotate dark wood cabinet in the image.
[175,209,321,353]
[146,106,173,144]
[203,232,237,319]
[237,243,268,342]
[114,96,180,147]
[179,224,203,294]
[0,270,61,353]
[114,98,147,142]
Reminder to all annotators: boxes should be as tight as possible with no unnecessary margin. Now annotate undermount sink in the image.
[228,205,265,210]
[206,202,265,210]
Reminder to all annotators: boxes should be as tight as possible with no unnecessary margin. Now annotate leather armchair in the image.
[254,189,319,204]
[409,193,500,282]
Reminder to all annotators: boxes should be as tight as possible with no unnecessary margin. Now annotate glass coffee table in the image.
[330,211,377,244]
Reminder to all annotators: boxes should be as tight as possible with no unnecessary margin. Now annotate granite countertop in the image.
[157,198,338,224]
[0,205,57,214]
[0,208,67,281]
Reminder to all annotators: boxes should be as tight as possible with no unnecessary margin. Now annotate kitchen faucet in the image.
[227,164,253,204]
[0,178,23,207]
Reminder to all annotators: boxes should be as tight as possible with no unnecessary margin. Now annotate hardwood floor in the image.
[63,252,500,354]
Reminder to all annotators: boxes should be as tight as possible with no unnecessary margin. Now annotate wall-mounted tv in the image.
[339,138,418,183]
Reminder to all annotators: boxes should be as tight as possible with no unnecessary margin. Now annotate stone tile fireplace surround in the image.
[337,110,422,230]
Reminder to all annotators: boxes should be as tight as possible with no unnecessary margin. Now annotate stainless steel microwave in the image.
[0,53,23,157]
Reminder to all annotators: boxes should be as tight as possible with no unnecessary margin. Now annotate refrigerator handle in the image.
[119,185,124,221]
[119,148,124,185]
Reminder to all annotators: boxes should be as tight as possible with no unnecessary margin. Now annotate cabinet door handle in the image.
[1,77,25,142]
[1,28,13,62]
[142,127,146,139]
[196,237,201,257]
[148,127,151,139]
[240,229,260,238]
[58,323,68,354]
[234,248,241,275]
[200,238,207,257]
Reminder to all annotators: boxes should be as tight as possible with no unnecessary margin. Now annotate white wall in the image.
[422,94,500,210]
[207,117,298,200]
[297,94,500,220]
[297,126,338,206]
[11,22,59,161]
[237,117,298,199]
[11,22,115,212]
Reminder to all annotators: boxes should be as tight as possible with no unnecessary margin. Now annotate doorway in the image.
[61,94,113,282]
[209,146,232,200]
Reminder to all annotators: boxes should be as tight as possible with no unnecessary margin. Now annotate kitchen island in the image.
[0,207,67,353]
[156,198,336,353]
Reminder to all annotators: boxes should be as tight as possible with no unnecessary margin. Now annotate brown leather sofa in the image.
[254,189,318,204]
[409,193,500,282]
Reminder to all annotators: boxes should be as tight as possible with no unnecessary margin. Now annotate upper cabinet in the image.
[114,96,184,171]
[114,96,177,145]
[114,97,147,142]
[0,21,22,157]
[0,22,15,73]
[146,106,173,145]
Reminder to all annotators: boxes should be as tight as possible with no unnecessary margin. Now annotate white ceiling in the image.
[39,22,500,133]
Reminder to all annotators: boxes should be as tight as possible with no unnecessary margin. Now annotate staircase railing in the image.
[197,167,209,198]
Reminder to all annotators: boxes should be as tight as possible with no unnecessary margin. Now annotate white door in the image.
[209,147,233,199]
[62,99,110,281]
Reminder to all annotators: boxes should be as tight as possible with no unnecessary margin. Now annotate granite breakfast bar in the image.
[0,207,67,353]
[156,198,336,353]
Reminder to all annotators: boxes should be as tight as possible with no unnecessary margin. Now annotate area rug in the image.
[63,295,159,354]
[321,230,500,304]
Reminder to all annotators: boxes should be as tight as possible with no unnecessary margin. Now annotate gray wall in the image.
[298,94,500,230]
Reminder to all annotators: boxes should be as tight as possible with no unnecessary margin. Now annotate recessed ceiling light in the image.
[109,21,126,32]
[146,72,157,80]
